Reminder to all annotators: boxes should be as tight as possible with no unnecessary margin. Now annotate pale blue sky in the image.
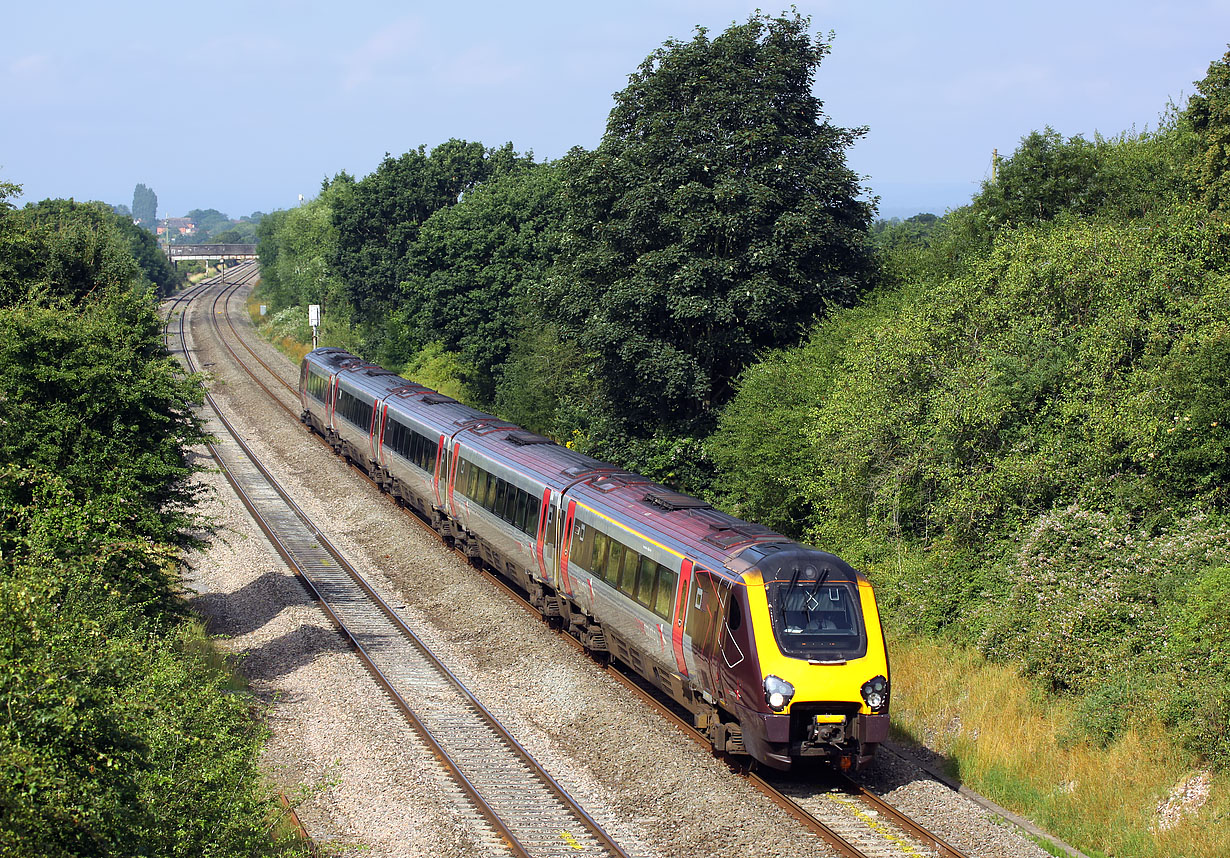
[2,1,1225,220]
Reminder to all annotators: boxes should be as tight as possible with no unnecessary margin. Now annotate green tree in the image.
[6,199,143,305]
[402,161,563,405]
[1185,46,1230,211]
[131,183,157,230]
[545,11,875,431]
[332,139,530,319]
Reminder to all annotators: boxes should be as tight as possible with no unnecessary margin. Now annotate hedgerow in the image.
[0,188,308,856]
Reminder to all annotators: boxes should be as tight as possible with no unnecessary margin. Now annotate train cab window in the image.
[765,563,867,660]
[654,564,677,619]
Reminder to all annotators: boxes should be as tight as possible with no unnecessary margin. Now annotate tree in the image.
[1186,46,1230,211]
[402,161,562,405]
[545,11,875,431]
[131,183,157,230]
[331,139,530,318]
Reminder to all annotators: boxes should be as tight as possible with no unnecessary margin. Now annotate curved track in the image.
[200,273,982,858]
[165,272,639,858]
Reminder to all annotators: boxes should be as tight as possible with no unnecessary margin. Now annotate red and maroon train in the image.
[299,347,890,770]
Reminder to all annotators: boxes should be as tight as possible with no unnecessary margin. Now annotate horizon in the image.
[4,2,1225,222]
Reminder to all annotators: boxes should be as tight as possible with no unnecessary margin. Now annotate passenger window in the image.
[514,489,528,530]
[591,531,610,579]
[494,481,507,520]
[635,555,657,607]
[528,494,542,534]
[607,542,626,588]
[655,564,677,619]
[619,546,639,594]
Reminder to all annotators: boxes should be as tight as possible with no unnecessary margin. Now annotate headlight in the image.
[764,675,795,712]
[860,675,889,712]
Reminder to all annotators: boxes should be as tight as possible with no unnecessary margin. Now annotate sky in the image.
[3,1,1227,221]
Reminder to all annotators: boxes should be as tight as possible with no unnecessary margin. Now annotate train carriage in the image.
[299,347,890,771]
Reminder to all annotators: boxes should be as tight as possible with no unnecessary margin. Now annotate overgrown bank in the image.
[0,185,309,857]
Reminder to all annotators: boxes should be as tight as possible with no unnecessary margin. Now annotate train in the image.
[299,347,890,771]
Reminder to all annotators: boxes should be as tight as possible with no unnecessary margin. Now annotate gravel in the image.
[178,281,1055,858]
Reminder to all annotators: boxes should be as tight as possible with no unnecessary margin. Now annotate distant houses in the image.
[156,217,196,237]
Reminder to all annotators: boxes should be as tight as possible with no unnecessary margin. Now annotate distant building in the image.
[157,217,196,236]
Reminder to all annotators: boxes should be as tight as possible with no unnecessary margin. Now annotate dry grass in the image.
[889,635,1230,858]
[245,295,312,363]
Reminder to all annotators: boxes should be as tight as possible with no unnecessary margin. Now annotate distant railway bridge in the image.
[168,244,258,265]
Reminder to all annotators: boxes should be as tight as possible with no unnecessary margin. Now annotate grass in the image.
[246,294,314,363]
[889,634,1230,858]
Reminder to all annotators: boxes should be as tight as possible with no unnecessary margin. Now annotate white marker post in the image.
[308,304,320,349]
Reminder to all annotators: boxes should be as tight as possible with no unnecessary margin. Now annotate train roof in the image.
[302,347,846,579]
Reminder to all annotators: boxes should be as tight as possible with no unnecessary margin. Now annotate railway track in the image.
[198,273,981,858]
[165,272,642,858]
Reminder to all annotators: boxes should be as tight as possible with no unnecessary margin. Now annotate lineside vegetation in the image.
[253,16,1230,858]
[0,185,310,857]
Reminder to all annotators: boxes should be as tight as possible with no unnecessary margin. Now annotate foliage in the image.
[331,140,531,318]
[0,186,305,855]
[396,342,477,403]
[544,10,875,432]
[0,470,307,858]
[978,508,1229,692]
[494,320,594,438]
[402,161,562,406]
[715,205,1230,560]
[971,123,1193,228]
[0,289,207,545]
[1185,46,1230,211]
[2,198,144,305]
[255,179,350,314]
[131,182,157,229]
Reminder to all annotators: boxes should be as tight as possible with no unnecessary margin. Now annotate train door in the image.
[715,584,759,706]
[685,568,723,699]
[375,403,388,467]
[431,434,446,507]
[670,560,694,677]
[558,499,576,597]
[534,488,552,583]
[367,400,381,462]
[327,375,338,430]
[446,444,461,517]
[542,495,564,591]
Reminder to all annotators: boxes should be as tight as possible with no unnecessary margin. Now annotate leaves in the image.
[545,11,875,431]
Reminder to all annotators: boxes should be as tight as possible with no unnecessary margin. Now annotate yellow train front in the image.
[706,545,890,770]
